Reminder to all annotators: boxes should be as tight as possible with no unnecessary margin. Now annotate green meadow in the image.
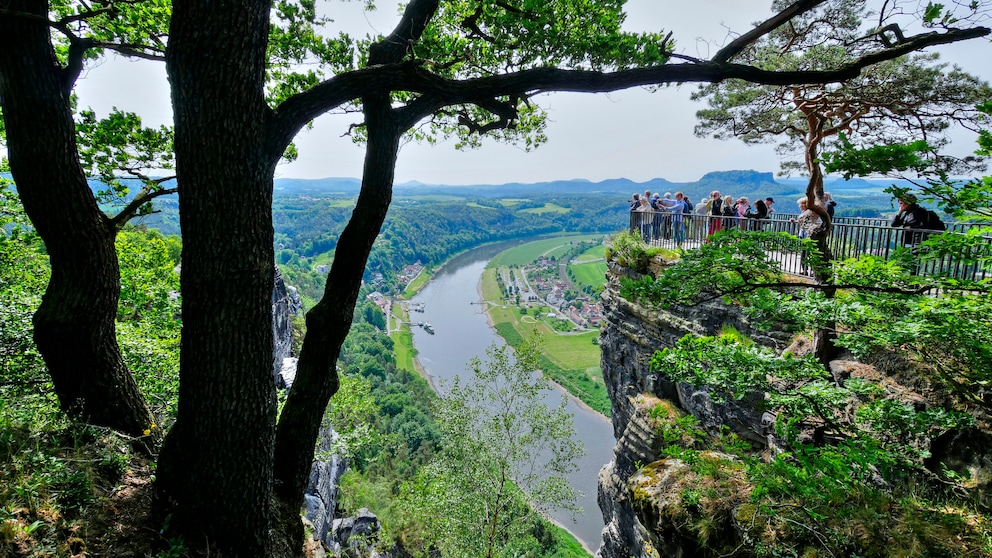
[490,234,605,266]
[482,235,611,416]
[568,244,608,292]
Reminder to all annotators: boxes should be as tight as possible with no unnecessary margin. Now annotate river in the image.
[410,241,614,554]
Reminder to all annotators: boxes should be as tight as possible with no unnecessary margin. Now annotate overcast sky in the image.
[72,1,992,185]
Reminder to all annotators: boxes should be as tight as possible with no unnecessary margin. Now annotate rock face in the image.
[595,259,992,557]
[272,266,303,389]
[596,261,790,557]
[272,270,353,552]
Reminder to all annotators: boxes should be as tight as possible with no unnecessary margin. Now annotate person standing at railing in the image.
[695,196,709,240]
[682,195,695,241]
[657,192,688,247]
[629,193,640,211]
[790,198,821,275]
[736,196,752,229]
[765,197,775,216]
[707,191,723,236]
[823,192,837,218]
[751,199,769,230]
[890,196,929,246]
[722,194,736,229]
[635,197,654,242]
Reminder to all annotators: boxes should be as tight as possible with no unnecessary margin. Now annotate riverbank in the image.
[390,235,613,417]
[390,247,602,556]
[479,253,612,416]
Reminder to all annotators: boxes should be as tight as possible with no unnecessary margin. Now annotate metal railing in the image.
[628,210,992,281]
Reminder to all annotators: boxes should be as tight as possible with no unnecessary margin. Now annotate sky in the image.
[71,1,992,186]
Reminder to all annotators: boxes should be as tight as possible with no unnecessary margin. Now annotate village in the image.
[497,255,603,330]
[363,255,604,333]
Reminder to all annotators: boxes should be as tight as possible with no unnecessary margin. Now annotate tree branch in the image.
[62,36,96,93]
[109,183,178,229]
[269,24,990,165]
[712,0,830,63]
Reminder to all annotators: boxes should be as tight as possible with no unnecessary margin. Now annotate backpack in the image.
[924,209,947,231]
[683,198,694,213]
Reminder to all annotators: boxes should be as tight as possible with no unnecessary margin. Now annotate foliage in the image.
[322,372,382,461]
[692,1,990,231]
[652,331,973,475]
[6,0,992,554]
[605,230,673,274]
[0,402,147,558]
[619,228,823,306]
[622,146,992,552]
[633,394,992,558]
[0,192,176,556]
[402,343,582,558]
[0,186,50,406]
[75,109,175,217]
[823,104,992,222]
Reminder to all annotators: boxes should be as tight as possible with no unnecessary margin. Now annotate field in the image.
[521,202,570,214]
[389,302,418,374]
[489,234,604,266]
[481,236,611,416]
[568,244,608,291]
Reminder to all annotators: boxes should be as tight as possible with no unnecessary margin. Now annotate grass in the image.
[568,260,608,291]
[572,245,605,263]
[403,267,432,297]
[521,203,570,214]
[481,265,611,416]
[545,523,594,557]
[490,234,605,266]
[390,303,418,374]
[0,401,161,557]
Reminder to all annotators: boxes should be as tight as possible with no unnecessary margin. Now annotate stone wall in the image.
[596,260,790,557]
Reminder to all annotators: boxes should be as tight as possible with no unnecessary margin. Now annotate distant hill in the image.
[270,170,794,201]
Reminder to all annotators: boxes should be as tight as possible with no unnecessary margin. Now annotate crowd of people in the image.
[629,188,957,249]
[630,189,799,245]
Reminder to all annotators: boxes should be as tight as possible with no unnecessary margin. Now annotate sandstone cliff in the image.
[595,258,992,557]
[596,260,791,557]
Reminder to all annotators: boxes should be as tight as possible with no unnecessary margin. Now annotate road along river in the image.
[410,241,614,553]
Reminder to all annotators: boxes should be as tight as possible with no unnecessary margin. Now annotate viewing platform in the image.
[628,212,992,282]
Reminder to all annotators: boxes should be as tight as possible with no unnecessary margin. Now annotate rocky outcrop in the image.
[273,266,303,388]
[595,258,992,557]
[595,261,791,557]
[272,270,367,553]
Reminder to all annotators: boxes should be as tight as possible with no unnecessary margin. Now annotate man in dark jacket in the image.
[890,197,930,246]
[707,190,723,236]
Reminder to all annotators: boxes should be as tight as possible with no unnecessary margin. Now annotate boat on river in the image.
[422,322,435,335]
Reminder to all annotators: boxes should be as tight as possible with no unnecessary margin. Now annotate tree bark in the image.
[803,141,840,366]
[0,0,156,441]
[156,1,280,555]
[271,3,436,548]
[272,92,400,543]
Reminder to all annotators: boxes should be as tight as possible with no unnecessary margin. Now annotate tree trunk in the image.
[272,92,400,549]
[156,1,280,555]
[0,0,156,440]
[803,156,840,366]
